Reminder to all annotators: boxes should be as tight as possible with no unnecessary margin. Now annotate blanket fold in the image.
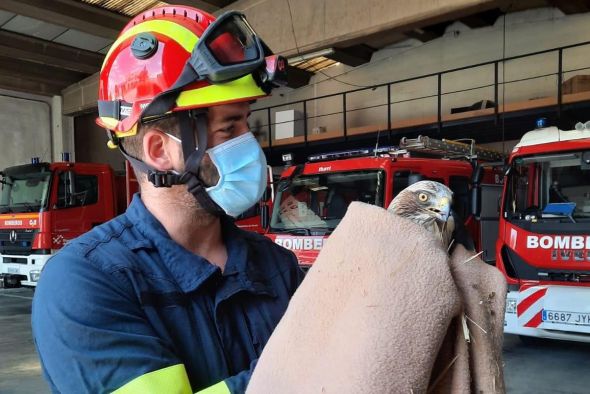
[247,202,506,394]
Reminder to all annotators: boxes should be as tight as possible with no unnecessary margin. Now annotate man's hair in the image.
[120,116,180,160]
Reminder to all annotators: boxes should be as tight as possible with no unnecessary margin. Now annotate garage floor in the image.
[0,288,48,393]
[2,287,590,394]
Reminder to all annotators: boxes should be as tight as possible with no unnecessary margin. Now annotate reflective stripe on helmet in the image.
[195,380,231,394]
[176,74,265,109]
[112,364,192,394]
[102,19,199,71]
[99,116,120,129]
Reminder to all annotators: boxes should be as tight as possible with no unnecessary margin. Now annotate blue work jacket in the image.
[32,195,304,394]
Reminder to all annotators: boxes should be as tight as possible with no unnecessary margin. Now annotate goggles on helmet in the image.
[140,11,286,120]
[192,12,264,83]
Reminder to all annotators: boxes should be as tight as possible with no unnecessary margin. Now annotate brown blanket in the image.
[247,202,506,394]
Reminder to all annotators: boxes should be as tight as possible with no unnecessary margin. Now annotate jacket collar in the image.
[125,194,275,297]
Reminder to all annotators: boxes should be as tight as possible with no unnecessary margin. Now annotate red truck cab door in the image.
[48,167,115,249]
[476,183,503,263]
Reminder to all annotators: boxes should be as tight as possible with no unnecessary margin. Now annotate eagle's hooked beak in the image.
[439,197,451,221]
[429,196,451,222]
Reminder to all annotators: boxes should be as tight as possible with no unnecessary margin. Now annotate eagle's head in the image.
[387,180,453,225]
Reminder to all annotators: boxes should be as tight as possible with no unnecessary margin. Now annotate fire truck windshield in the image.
[0,169,51,213]
[270,170,385,234]
[504,150,590,223]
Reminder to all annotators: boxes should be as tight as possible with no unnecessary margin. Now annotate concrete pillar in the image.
[51,95,75,162]
[0,89,52,169]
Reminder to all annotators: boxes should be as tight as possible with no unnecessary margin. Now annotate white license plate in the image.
[542,310,590,326]
[7,266,19,274]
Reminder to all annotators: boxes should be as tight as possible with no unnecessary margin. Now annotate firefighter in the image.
[32,6,303,393]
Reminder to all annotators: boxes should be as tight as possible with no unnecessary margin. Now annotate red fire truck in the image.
[490,122,590,342]
[0,159,137,288]
[266,136,506,269]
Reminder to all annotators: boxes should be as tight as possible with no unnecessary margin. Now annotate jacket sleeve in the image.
[32,249,190,394]
[197,359,257,394]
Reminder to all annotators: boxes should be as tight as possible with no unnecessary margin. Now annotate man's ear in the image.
[142,130,176,171]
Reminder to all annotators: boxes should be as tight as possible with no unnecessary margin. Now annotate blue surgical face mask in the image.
[167,131,267,217]
[205,132,267,217]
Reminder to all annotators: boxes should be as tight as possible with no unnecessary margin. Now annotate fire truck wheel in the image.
[2,275,20,289]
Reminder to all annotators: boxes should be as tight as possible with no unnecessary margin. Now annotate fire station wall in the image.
[74,112,125,171]
[252,8,590,148]
[0,94,51,170]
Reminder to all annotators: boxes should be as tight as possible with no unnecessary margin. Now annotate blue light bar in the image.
[536,117,548,129]
[307,145,398,162]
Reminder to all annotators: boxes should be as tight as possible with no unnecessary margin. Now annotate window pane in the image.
[57,173,98,208]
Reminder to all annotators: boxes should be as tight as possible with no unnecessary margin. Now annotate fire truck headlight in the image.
[506,298,517,314]
[30,270,41,282]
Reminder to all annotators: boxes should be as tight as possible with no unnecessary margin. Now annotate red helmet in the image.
[97,5,286,140]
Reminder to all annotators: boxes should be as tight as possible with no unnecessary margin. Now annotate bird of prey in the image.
[388,180,455,250]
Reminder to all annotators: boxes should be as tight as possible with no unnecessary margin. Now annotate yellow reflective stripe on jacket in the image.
[112,364,192,394]
[176,74,266,109]
[102,20,199,70]
[195,380,231,394]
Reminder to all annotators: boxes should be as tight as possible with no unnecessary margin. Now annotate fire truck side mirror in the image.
[470,165,484,218]
[470,186,481,218]
[262,186,272,202]
[261,204,270,230]
[471,165,484,184]
[57,170,77,208]
[66,171,76,206]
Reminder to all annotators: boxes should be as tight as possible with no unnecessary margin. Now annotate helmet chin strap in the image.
[117,110,225,216]
[178,110,226,216]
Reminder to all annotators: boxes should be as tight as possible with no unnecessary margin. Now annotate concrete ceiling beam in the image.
[0,74,63,96]
[460,8,503,28]
[216,0,502,57]
[0,56,85,86]
[547,0,590,14]
[0,30,102,75]
[166,0,228,13]
[404,22,452,43]
[0,0,129,39]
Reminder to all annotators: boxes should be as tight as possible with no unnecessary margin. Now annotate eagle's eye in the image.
[418,193,429,202]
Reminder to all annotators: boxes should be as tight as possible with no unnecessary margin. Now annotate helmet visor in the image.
[205,14,260,66]
[191,11,265,83]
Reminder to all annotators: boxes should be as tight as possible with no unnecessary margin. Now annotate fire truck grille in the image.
[0,230,37,256]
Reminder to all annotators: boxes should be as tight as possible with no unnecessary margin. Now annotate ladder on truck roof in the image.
[398,135,506,162]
